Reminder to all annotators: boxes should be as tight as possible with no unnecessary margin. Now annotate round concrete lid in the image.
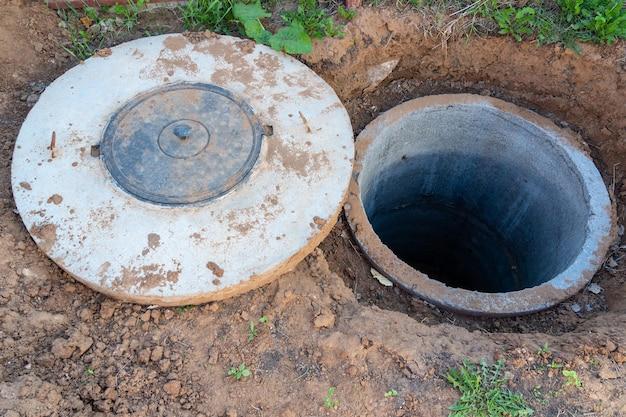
[12,34,354,306]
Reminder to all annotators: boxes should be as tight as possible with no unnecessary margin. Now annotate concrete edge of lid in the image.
[50,199,345,306]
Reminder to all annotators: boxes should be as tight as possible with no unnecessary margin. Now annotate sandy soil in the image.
[1,3,626,417]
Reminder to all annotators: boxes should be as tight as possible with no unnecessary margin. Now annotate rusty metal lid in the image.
[11,34,355,306]
[102,83,263,205]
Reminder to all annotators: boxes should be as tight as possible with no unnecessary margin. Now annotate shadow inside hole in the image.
[365,151,587,293]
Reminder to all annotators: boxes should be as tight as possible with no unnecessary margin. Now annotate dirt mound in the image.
[0,4,625,417]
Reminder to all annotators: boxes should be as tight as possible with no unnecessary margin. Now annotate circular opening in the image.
[348,95,614,315]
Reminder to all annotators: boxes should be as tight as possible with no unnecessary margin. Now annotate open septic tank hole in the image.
[346,94,614,316]
[366,109,585,294]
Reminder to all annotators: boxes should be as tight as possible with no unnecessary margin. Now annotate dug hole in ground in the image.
[0,3,625,417]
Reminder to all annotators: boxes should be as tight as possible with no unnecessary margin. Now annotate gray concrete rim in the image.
[345,94,616,316]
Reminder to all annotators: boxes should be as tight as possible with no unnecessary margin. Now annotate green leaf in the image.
[516,6,536,19]
[232,1,271,22]
[111,4,127,15]
[243,19,271,43]
[269,23,312,54]
[384,389,398,398]
[338,5,357,20]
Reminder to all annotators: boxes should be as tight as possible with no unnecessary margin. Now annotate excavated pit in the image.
[345,95,614,316]
[303,8,625,323]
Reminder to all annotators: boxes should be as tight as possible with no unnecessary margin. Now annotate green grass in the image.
[57,0,623,63]
[338,5,358,21]
[367,0,625,47]
[180,0,234,32]
[57,4,98,59]
[469,0,626,46]
[282,0,344,39]
[446,359,534,417]
[57,0,147,60]
[64,26,99,60]
[179,0,344,54]
[228,363,252,380]
[111,0,148,31]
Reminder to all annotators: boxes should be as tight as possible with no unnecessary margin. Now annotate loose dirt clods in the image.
[95,48,112,57]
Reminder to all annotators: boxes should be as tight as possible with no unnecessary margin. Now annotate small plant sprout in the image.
[384,389,398,398]
[537,342,551,357]
[446,359,534,417]
[228,363,252,380]
[337,5,357,21]
[562,369,583,388]
[84,366,95,376]
[259,315,269,324]
[323,386,339,409]
[175,305,194,314]
[531,386,551,406]
[248,320,258,341]
[548,360,563,369]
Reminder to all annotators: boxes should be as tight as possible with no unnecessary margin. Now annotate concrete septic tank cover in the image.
[12,34,354,306]
[346,94,615,316]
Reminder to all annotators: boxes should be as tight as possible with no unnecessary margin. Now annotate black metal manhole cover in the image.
[101,83,263,205]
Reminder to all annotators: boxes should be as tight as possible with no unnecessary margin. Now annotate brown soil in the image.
[1,3,626,417]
